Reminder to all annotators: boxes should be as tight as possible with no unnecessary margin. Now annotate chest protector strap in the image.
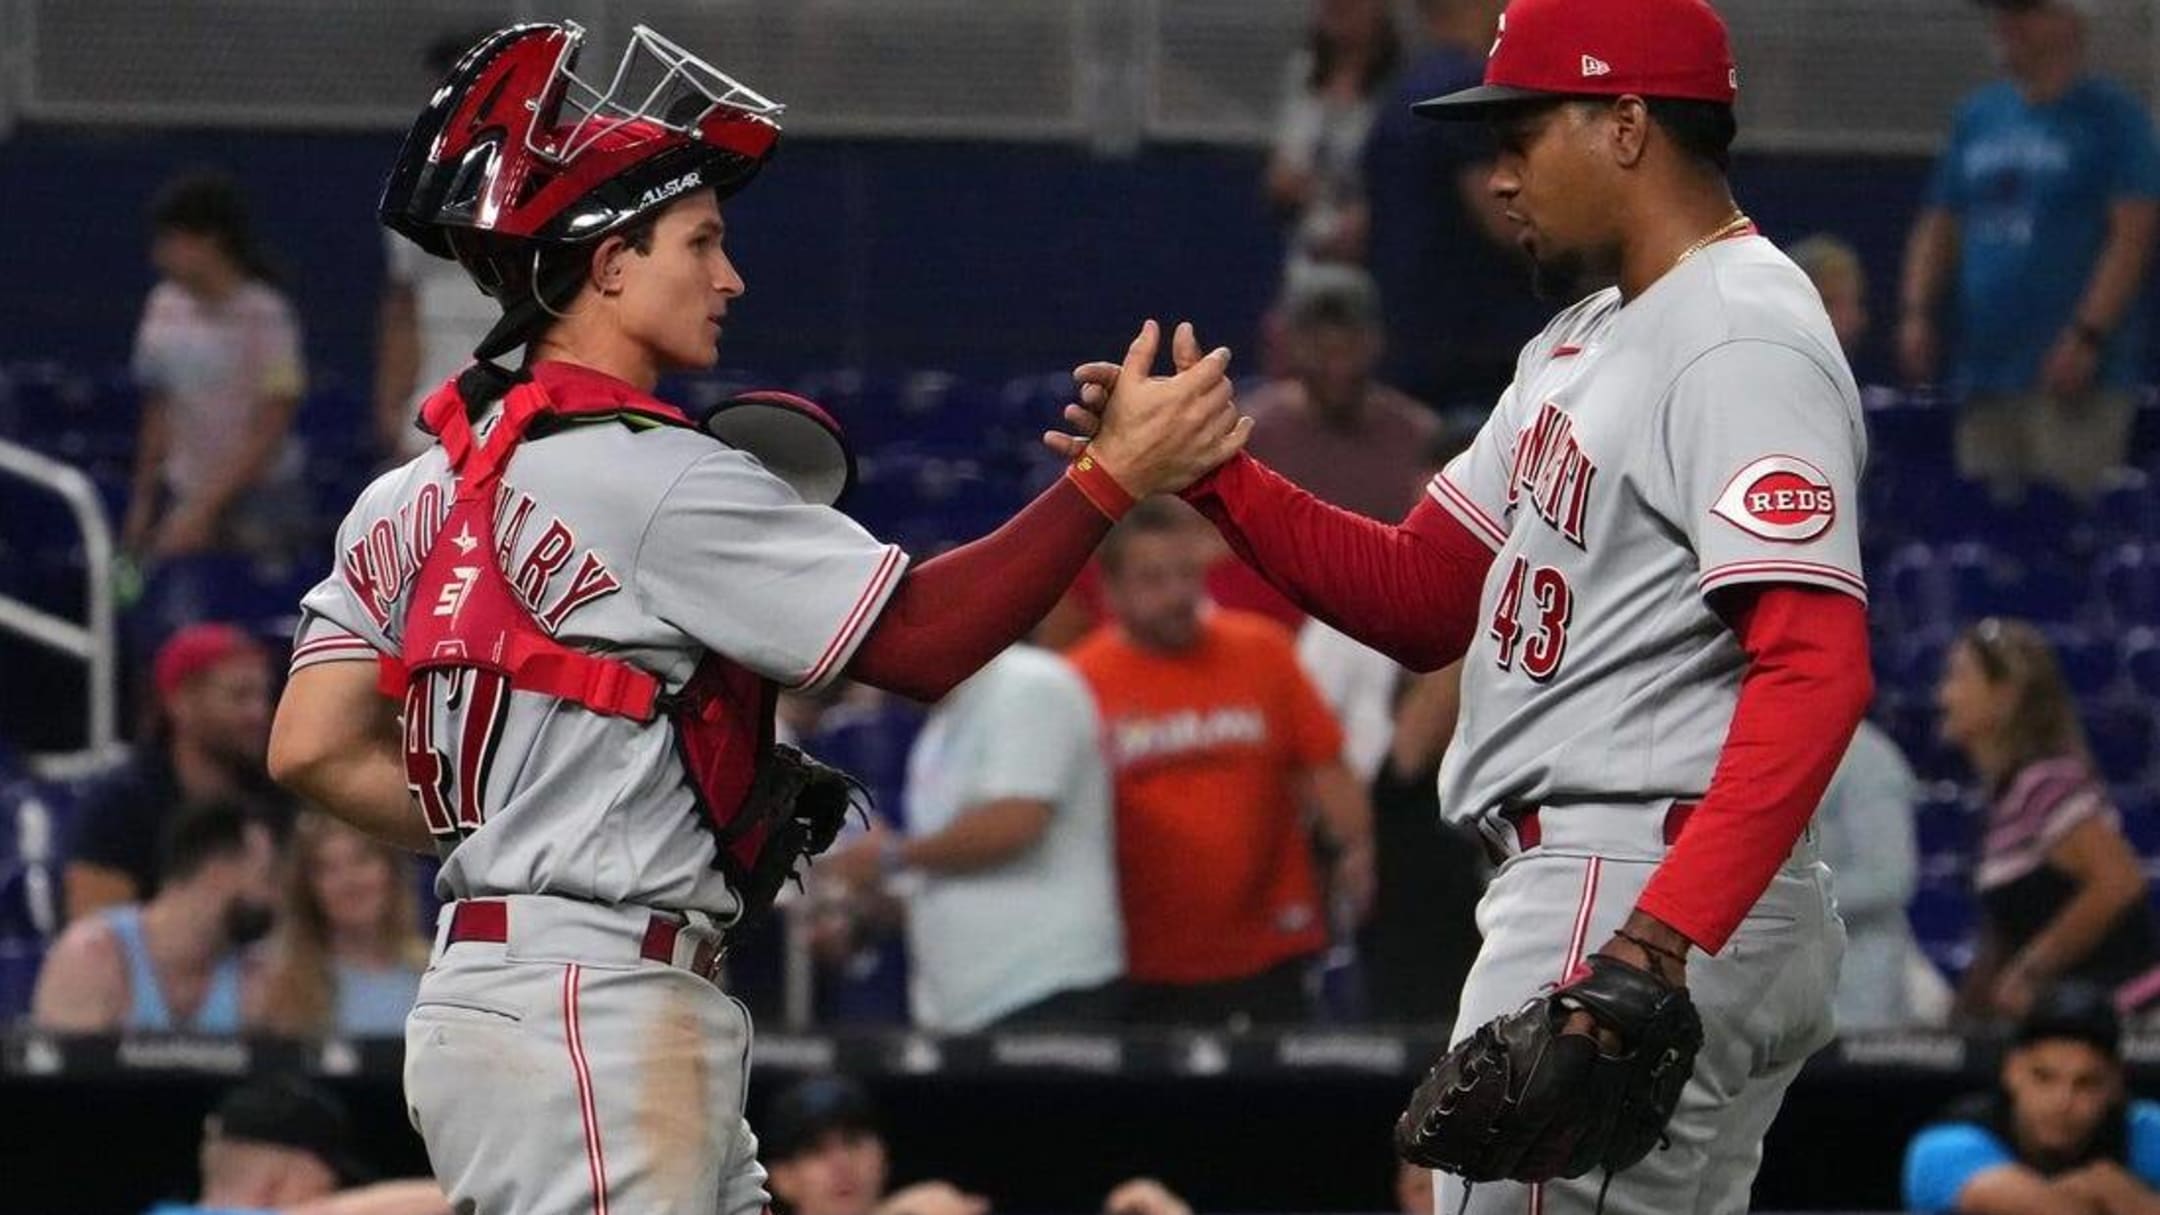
[378,378,663,721]
[379,370,849,921]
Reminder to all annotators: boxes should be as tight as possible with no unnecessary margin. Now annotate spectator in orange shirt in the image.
[1069,500,1374,1027]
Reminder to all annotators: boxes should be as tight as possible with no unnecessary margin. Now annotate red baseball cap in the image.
[1415,0,1738,120]
[153,623,265,704]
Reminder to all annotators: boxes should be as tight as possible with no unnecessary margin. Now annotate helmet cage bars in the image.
[536,23,783,168]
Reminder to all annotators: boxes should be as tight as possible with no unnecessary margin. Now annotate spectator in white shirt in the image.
[822,644,1124,1031]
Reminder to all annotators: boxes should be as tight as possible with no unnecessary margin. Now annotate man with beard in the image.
[1056,0,1870,1208]
[66,623,290,920]
[1904,982,2160,1213]
[33,801,278,1032]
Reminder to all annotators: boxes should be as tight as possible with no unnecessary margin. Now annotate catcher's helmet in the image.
[379,21,782,359]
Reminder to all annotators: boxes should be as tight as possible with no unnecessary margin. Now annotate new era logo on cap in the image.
[1416,0,1737,118]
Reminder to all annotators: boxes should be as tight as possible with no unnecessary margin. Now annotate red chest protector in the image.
[380,372,785,901]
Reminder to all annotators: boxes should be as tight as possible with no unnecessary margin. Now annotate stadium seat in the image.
[2124,629,2160,699]
[2096,544,2159,627]
[1913,784,1977,857]
[2086,704,2156,785]
[2042,625,2119,698]
[2114,787,2160,855]
[2093,470,2157,546]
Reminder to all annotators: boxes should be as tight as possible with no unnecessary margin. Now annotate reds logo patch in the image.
[1711,455,1837,543]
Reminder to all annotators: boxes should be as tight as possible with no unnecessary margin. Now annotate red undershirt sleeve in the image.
[1636,583,1874,954]
[847,465,1127,702]
[1180,452,1495,672]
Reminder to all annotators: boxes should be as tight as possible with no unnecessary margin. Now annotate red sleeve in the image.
[847,471,1120,702]
[1636,585,1874,954]
[1180,453,1494,672]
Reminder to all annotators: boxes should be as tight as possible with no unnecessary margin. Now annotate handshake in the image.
[1043,319,1252,498]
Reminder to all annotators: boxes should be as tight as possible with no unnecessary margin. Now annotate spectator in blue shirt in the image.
[1904,981,2160,1213]
[1899,0,2160,502]
[1359,0,1544,411]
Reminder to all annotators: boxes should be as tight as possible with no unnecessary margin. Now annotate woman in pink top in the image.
[124,172,308,565]
[1938,618,2160,1024]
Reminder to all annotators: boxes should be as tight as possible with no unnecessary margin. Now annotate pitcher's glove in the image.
[1392,954,1702,1183]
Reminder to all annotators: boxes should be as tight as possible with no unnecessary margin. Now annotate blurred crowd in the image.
[1,0,2156,1045]
[3,1,2160,1211]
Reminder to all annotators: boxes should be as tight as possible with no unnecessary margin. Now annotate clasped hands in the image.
[1042,320,1251,497]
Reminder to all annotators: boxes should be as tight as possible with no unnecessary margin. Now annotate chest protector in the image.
[380,370,859,922]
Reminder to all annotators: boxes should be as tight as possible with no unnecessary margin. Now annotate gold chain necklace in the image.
[1674,210,1753,268]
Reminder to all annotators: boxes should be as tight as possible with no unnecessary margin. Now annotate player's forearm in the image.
[270,668,435,854]
[1180,453,1492,671]
[1635,587,1872,954]
[1900,209,1957,318]
[849,469,1122,702]
[2073,201,2159,334]
[280,745,434,854]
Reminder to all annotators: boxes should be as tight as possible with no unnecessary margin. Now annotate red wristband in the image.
[1065,452,1136,521]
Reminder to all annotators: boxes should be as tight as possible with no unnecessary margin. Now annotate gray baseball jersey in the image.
[1424,234,1867,830]
[291,381,906,918]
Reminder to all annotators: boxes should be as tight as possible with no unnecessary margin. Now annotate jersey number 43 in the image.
[1489,556,1574,682]
[403,669,512,840]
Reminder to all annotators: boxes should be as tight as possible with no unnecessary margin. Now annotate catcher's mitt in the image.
[728,743,867,922]
[1393,954,1702,1185]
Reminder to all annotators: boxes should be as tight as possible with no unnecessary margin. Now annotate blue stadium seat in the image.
[2096,544,2159,627]
[1860,391,1957,471]
[2114,787,2160,855]
[1913,785,1977,857]
[2041,625,2119,698]
[2093,471,2157,547]
[2124,629,2160,700]
[1908,880,1976,964]
[2086,704,2156,786]
[1881,543,1949,630]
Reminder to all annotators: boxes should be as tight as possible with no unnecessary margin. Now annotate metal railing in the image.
[0,437,117,761]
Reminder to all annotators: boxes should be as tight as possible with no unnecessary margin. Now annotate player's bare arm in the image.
[269,662,432,853]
